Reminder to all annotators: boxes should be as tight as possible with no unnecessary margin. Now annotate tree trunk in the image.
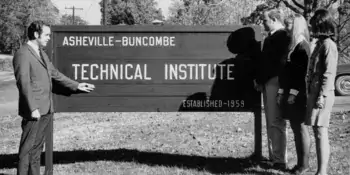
[304,0,312,22]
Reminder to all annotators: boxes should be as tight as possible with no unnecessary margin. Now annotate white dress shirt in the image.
[27,40,40,57]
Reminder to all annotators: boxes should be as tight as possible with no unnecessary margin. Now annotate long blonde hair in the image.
[288,14,310,54]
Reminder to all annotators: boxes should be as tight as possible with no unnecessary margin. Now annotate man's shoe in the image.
[272,163,287,171]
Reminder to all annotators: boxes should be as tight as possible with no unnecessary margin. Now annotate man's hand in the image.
[77,83,95,93]
[255,85,263,92]
[316,96,325,109]
[31,109,40,120]
[287,94,296,104]
[276,94,283,105]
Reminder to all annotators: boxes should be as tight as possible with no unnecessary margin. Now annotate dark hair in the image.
[310,8,336,38]
[27,20,50,40]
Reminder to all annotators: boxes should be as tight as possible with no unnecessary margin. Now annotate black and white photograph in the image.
[0,0,349,175]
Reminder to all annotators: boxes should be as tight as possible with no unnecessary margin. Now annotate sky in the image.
[52,0,173,25]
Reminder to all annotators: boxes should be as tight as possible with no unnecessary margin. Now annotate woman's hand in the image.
[316,96,325,109]
[287,94,296,104]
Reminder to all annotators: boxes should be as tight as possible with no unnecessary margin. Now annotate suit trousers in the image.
[262,76,288,164]
[17,113,53,175]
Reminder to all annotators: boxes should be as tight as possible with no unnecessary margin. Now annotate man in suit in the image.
[254,9,290,170]
[13,20,95,175]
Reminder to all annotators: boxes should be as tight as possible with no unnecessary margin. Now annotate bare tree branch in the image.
[326,0,338,8]
[340,32,350,43]
[291,0,304,9]
[280,0,302,13]
[339,16,350,31]
[200,0,228,24]
[341,42,350,53]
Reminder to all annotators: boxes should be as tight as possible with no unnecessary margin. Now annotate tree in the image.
[0,0,60,54]
[99,0,164,25]
[241,0,339,24]
[242,0,350,64]
[336,0,350,63]
[167,0,263,25]
[167,0,223,25]
[60,14,89,25]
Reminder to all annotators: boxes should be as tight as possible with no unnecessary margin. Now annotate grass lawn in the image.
[0,112,349,175]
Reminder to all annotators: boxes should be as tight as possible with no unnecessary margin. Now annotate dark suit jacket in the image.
[278,40,310,120]
[13,43,79,118]
[256,29,290,85]
[279,40,310,96]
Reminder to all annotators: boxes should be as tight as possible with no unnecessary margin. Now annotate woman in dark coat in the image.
[277,13,311,175]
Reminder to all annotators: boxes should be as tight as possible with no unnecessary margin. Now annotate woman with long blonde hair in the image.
[277,13,311,174]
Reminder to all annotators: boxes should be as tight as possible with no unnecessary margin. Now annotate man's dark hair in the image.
[27,20,50,40]
[310,8,336,38]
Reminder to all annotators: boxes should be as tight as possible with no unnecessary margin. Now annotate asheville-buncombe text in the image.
[62,36,176,47]
[72,64,235,80]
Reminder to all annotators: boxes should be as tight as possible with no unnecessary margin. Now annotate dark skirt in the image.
[280,94,307,122]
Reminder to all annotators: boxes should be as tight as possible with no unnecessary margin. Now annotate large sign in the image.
[44,25,264,175]
[48,25,262,112]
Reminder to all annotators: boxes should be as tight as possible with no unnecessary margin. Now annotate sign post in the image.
[45,25,263,174]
